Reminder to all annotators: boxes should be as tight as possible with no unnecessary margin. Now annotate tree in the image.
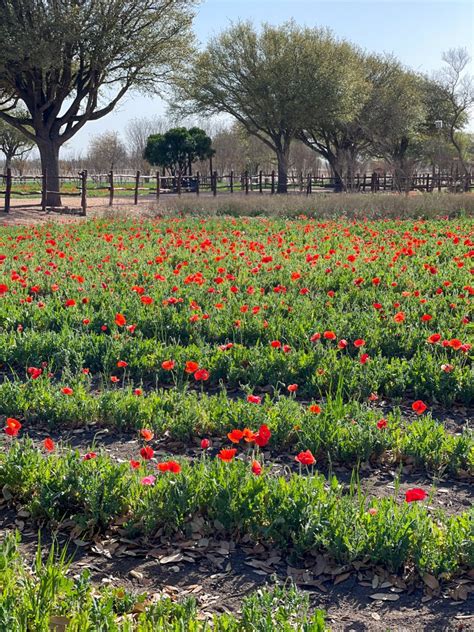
[173,22,355,193]
[0,0,197,206]
[126,116,168,172]
[144,127,214,175]
[0,112,34,174]
[435,48,474,181]
[297,48,371,191]
[87,131,127,173]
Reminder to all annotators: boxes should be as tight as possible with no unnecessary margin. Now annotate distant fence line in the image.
[1,169,473,215]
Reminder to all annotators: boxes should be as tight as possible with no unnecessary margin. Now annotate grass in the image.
[0,532,327,631]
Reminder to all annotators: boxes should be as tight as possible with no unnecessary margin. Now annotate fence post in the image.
[177,171,182,196]
[196,171,200,196]
[438,172,441,193]
[134,170,140,205]
[109,170,114,206]
[213,171,218,196]
[80,170,87,216]
[306,173,312,195]
[259,170,263,194]
[245,170,249,195]
[230,170,234,193]
[41,170,47,212]
[156,171,160,200]
[271,170,275,194]
[4,168,12,213]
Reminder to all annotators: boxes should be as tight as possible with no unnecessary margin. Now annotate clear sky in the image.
[64,0,474,154]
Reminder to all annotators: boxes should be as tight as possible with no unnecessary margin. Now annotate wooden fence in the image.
[2,169,473,215]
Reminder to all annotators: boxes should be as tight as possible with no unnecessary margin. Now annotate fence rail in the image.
[2,169,473,215]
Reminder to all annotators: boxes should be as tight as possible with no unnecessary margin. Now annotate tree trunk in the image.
[38,142,61,207]
[276,149,289,194]
[3,154,12,175]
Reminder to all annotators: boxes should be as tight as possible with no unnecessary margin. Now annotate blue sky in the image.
[65,0,474,154]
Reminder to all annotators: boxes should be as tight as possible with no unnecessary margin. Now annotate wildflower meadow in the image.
[0,215,472,630]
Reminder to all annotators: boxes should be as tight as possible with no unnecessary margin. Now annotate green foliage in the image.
[0,442,471,578]
[144,127,214,174]
[0,532,327,630]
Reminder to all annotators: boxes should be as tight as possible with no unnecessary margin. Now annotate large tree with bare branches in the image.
[0,0,197,205]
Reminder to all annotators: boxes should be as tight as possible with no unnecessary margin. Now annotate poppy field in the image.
[0,216,473,629]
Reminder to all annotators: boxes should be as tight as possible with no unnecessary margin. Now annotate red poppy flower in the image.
[110,376,119,383]
[449,338,462,350]
[251,460,262,475]
[194,368,210,381]
[287,383,298,392]
[427,333,441,344]
[309,404,321,414]
[141,296,154,304]
[228,429,244,443]
[130,460,140,469]
[441,364,454,373]
[338,339,348,349]
[254,428,270,448]
[43,437,55,452]
[200,438,210,449]
[270,340,282,348]
[157,460,181,473]
[360,353,370,364]
[310,332,321,342]
[140,446,154,460]
[354,339,365,348]
[376,419,387,430]
[140,428,154,441]
[185,361,199,373]
[133,388,143,396]
[61,387,73,395]
[83,452,97,461]
[243,428,257,442]
[323,331,336,340]
[412,400,427,415]
[295,450,316,466]
[161,360,175,371]
[217,448,237,462]
[5,417,22,437]
[421,314,432,322]
[247,394,261,404]
[65,299,76,307]
[393,311,405,323]
[115,313,126,326]
[405,488,427,503]
[117,360,128,368]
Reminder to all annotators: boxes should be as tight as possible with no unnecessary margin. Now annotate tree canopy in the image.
[173,21,362,192]
[144,127,214,175]
[0,0,197,204]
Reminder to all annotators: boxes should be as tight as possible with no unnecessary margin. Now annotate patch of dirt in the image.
[0,515,471,632]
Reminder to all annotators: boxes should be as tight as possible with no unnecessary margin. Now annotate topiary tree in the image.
[144,126,214,175]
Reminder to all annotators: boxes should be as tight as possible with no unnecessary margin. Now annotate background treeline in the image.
[1,19,473,194]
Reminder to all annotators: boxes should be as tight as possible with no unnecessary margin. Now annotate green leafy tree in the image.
[0,0,197,206]
[144,127,214,175]
[0,110,34,174]
[173,21,359,193]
